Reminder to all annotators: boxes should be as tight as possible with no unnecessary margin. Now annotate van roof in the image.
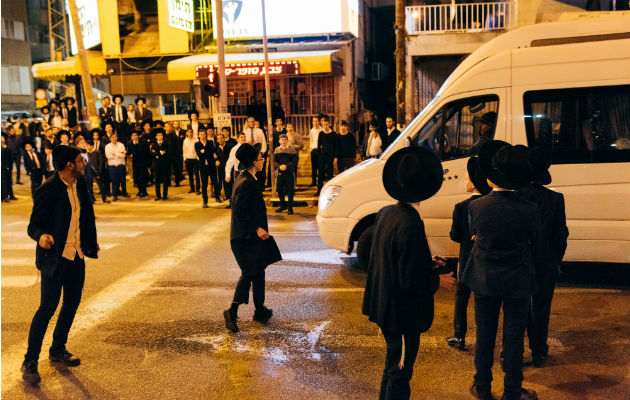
[438,12,630,96]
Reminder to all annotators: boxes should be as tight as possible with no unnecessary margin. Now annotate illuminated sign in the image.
[213,0,359,39]
[168,0,194,33]
[67,0,101,55]
[195,61,299,79]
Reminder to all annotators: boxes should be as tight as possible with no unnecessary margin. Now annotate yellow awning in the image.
[167,50,340,81]
[31,54,107,81]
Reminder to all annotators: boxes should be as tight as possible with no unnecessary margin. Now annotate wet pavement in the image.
[2,180,629,399]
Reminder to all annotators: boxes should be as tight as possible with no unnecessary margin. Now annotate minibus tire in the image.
[356,225,374,271]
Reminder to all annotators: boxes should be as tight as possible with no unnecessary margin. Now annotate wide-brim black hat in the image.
[382,146,443,203]
[527,147,552,185]
[467,156,491,195]
[22,139,35,149]
[236,143,260,168]
[478,140,532,190]
[135,97,146,104]
[41,106,50,113]
[152,128,166,136]
[64,97,76,104]
[89,128,103,136]
[113,94,124,102]
[187,110,199,119]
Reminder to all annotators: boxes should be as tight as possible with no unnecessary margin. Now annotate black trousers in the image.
[185,159,200,192]
[170,157,183,184]
[133,164,148,195]
[527,275,556,358]
[199,164,209,204]
[25,255,85,362]
[233,271,265,309]
[108,165,125,196]
[208,165,219,198]
[93,174,108,201]
[473,294,529,400]
[310,149,319,183]
[380,329,421,400]
[453,266,472,339]
[277,172,295,209]
[11,151,22,183]
[216,165,228,200]
[337,157,355,173]
[29,170,43,198]
[102,163,111,195]
[153,169,170,198]
[317,154,334,192]
[1,167,12,199]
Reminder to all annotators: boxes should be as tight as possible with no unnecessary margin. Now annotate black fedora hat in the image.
[135,97,146,105]
[41,105,50,113]
[479,112,496,128]
[527,147,552,185]
[478,140,532,190]
[113,94,124,102]
[187,110,199,119]
[236,143,260,169]
[152,127,166,136]
[467,156,491,195]
[382,146,443,203]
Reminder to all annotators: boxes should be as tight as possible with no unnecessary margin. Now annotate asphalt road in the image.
[2,179,629,399]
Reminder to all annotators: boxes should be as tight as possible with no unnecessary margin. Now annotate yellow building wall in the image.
[157,0,190,55]
[98,0,121,56]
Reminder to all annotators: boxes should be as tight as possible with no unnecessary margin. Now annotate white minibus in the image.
[317,13,630,268]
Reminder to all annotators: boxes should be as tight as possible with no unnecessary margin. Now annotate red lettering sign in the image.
[196,61,299,79]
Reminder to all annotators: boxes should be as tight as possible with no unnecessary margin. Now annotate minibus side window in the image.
[523,85,630,164]
[411,95,499,160]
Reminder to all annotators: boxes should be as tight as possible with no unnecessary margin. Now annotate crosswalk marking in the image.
[1,257,33,267]
[1,275,39,288]
[95,221,165,228]
[281,249,348,264]
[0,242,118,251]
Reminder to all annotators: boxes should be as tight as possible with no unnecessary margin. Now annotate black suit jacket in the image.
[450,194,482,278]
[150,141,170,172]
[195,140,215,171]
[128,140,150,169]
[111,105,127,124]
[230,171,269,276]
[134,108,153,126]
[462,191,540,299]
[98,106,113,125]
[380,128,400,150]
[517,183,569,282]
[214,143,232,170]
[23,150,44,175]
[362,203,440,334]
[67,106,79,127]
[27,174,98,277]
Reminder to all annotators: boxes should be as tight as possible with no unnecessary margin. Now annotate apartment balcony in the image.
[405,1,517,56]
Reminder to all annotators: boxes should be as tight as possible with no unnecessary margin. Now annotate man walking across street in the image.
[363,146,456,400]
[21,145,100,385]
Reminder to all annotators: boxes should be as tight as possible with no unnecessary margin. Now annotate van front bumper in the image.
[316,215,354,253]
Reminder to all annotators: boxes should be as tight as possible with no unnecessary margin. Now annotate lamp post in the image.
[261,0,276,197]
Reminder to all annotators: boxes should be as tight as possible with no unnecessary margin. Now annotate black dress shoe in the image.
[275,207,286,213]
[287,208,294,215]
[9,195,17,200]
[253,306,273,323]
[188,189,195,193]
[155,196,161,201]
[215,197,222,203]
[502,388,538,400]
[202,203,208,208]
[532,354,547,368]
[49,349,81,366]
[223,309,238,332]
[21,360,41,384]
[446,336,466,350]
[162,196,168,200]
[103,199,111,204]
[471,383,496,400]
[121,193,130,197]
[113,196,118,201]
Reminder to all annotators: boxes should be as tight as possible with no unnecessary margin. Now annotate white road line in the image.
[1,257,33,267]
[95,213,180,219]
[95,221,164,228]
[95,231,144,238]
[1,215,231,394]
[5,221,25,227]
[0,242,118,251]
[281,249,348,264]
[1,275,39,288]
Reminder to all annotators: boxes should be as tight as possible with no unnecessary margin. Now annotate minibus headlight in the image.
[319,185,342,211]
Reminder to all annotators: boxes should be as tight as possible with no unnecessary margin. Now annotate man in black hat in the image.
[224,143,275,333]
[517,147,568,368]
[41,106,52,126]
[273,134,298,214]
[462,140,540,400]
[468,112,497,155]
[362,146,456,400]
[23,140,45,197]
[134,97,152,127]
[112,95,127,140]
[128,130,150,198]
[187,110,205,139]
[21,145,99,385]
[445,156,492,351]
[150,128,170,200]
[65,97,79,131]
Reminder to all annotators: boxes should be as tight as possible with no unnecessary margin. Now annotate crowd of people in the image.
[2,95,404,210]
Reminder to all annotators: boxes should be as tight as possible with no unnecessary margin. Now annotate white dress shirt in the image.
[242,127,267,154]
[310,127,320,150]
[225,142,242,179]
[105,142,126,166]
[115,105,124,122]
[183,137,198,160]
[60,177,84,261]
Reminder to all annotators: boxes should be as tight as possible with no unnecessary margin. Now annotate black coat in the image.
[67,106,79,127]
[462,191,540,299]
[214,143,232,170]
[517,183,569,282]
[87,150,105,176]
[380,128,400,150]
[150,141,170,172]
[362,202,440,334]
[134,108,153,126]
[128,140,150,170]
[98,106,113,125]
[27,174,98,277]
[230,171,269,277]
[195,140,215,171]
[23,150,44,175]
[450,194,482,277]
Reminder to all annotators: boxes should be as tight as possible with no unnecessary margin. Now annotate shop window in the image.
[411,95,499,160]
[288,75,335,116]
[524,85,630,164]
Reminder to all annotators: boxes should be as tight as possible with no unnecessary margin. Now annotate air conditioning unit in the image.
[370,62,389,81]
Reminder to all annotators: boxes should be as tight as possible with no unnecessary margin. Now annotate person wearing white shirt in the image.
[182,129,200,194]
[104,132,127,201]
[365,122,383,159]
[242,116,267,189]
[224,132,246,185]
[309,116,322,186]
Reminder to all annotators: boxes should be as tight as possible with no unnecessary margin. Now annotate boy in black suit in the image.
[518,147,568,368]
[446,156,491,351]
[86,141,109,203]
[462,140,540,400]
[151,129,170,200]
[362,147,455,400]
[23,140,45,197]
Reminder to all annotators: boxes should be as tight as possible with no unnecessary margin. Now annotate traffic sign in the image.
[214,113,231,128]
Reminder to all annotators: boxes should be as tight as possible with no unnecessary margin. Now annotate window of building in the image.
[524,85,630,164]
[2,18,25,40]
[288,75,335,116]
[411,94,499,160]
[1,65,31,95]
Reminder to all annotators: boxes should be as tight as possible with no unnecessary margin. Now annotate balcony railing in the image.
[406,1,515,35]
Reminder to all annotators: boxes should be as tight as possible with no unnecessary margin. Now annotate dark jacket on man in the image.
[450,194,482,275]
[381,128,400,150]
[24,150,45,176]
[134,108,153,126]
[150,141,170,173]
[67,106,79,128]
[337,133,356,160]
[87,150,105,177]
[27,174,98,277]
[128,139,150,171]
[517,184,568,282]
[462,191,540,299]
[362,202,440,334]
[98,106,113,125]
[230,171,269,277]
[195,139,215,171]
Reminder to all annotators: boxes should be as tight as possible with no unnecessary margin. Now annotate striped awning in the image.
[31,54,107,81]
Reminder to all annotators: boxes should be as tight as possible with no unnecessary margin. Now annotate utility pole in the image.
[395,0,406,127]
[47,0,69,98]
[261,0,276,196]
[214,0,228,113]
[67,0,99,128]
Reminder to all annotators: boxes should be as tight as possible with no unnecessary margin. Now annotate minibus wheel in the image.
[356,225,374,271]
